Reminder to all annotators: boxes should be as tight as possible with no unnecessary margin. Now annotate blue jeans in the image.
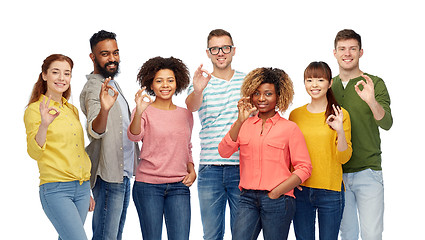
[232,190,295,240]
[293,185,345,240]
[197,165,240,240]
[132,181,191,240]
[340,169,384,240]
[39,181,90,240]
[92,176,130,240]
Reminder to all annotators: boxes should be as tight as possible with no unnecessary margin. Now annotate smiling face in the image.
[252,83,277,120]
[42,60,72,101]
[90,39,120,78]
[304,77,332,101]
[333,39,363,72]
[206,36,235,71]
[151,69,177,100]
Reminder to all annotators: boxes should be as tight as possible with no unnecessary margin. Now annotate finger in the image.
[46,95,52,107]
[104,77,111,85]
[326,115,335,123]
[361,74,373,84]
[135,89,144,97]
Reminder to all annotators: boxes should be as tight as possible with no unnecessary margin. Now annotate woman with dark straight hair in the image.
[289,61,352,240]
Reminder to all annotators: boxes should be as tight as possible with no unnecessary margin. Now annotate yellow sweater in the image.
[289,105,352,192]
[24,95,91,186]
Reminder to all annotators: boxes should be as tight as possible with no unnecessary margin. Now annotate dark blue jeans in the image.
[133,181,191,240]
[232,189,295,240]
[293,186,345,240]
[92,176,131,240]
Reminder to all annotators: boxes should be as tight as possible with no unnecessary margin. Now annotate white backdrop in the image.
[1,0,423,239]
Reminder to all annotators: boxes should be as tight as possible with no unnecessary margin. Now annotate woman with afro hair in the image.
[218,67,312,240]
[127,56,196,240]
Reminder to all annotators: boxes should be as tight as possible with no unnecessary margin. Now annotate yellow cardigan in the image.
[24,95,91,186]
[289,105,352,192]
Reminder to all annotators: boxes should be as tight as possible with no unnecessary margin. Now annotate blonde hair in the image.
[241,67,294,111]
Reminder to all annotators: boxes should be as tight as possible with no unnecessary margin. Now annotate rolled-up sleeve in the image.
[218,131,240,158]
[24,106,45,161]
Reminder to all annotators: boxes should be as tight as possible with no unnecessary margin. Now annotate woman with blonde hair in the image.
[218,67,312,240]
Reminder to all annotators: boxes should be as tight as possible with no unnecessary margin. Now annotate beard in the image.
[94,57,120,79]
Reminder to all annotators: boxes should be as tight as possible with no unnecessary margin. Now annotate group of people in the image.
[24,28,392,240]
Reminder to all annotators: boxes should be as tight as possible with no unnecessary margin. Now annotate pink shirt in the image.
[218,113,312,198]
[127,106,193,184]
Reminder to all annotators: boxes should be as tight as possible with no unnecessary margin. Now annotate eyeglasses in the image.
[208,45,233,55]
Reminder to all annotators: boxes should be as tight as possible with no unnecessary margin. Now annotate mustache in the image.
[104,61,119,68]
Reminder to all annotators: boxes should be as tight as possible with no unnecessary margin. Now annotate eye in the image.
[253,92,260,96]
[113,51,119,56]
[266,92,273,96]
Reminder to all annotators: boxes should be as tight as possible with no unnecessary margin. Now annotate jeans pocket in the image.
[198,164,211,174]
[369,169,384,185]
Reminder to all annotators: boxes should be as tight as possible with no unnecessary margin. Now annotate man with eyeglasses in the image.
[186,29,246,240]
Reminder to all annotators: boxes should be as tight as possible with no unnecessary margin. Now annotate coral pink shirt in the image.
[127,105,193,184]
[218,113,312,198]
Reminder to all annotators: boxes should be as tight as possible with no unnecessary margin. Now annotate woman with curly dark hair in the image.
[218,67,312,240]
[127,56,195,240]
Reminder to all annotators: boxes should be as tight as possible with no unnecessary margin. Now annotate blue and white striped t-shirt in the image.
[188,71,246,165]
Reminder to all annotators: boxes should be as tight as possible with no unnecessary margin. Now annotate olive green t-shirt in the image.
[332,73,392,173]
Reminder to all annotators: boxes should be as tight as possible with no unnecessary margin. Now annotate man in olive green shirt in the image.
[332,29,393,240]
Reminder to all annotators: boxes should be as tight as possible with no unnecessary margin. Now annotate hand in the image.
[354,75,375,104]
[100,77,119,111]
[192,64,211,94]
[135,87,153,115]
[267,188,282,200]
[237,97,257,123]
[326,104,344,133]
[39,95,60,127]
[182,170,196,187]
[89,196,95,212]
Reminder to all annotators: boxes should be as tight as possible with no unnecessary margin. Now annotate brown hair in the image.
[27,54,73,106]
[334,29,362,49]
[241,67,294,112]
[207,29,234,47]
[304,61,340,120]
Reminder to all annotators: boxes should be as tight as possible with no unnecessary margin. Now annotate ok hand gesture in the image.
[134,87,153,115]
[100,77,119,111]
[326,104,344,133]
[39,95,60,128]
[237,97,257,124]
[192,64,212,94]
[354,75,375,105]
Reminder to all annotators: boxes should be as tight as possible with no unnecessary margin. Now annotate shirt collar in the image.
[39,94,70,108]
[252,112,281,125]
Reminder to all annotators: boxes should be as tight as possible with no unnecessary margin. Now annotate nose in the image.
[108,53,117,62]
[58,72,64,81]
[259,94,265,101]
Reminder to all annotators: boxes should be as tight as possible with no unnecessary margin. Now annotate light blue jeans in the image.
[39,181,91,240]
[92,176,131,240]
[340,169,384,240]
[197,165,241,240]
